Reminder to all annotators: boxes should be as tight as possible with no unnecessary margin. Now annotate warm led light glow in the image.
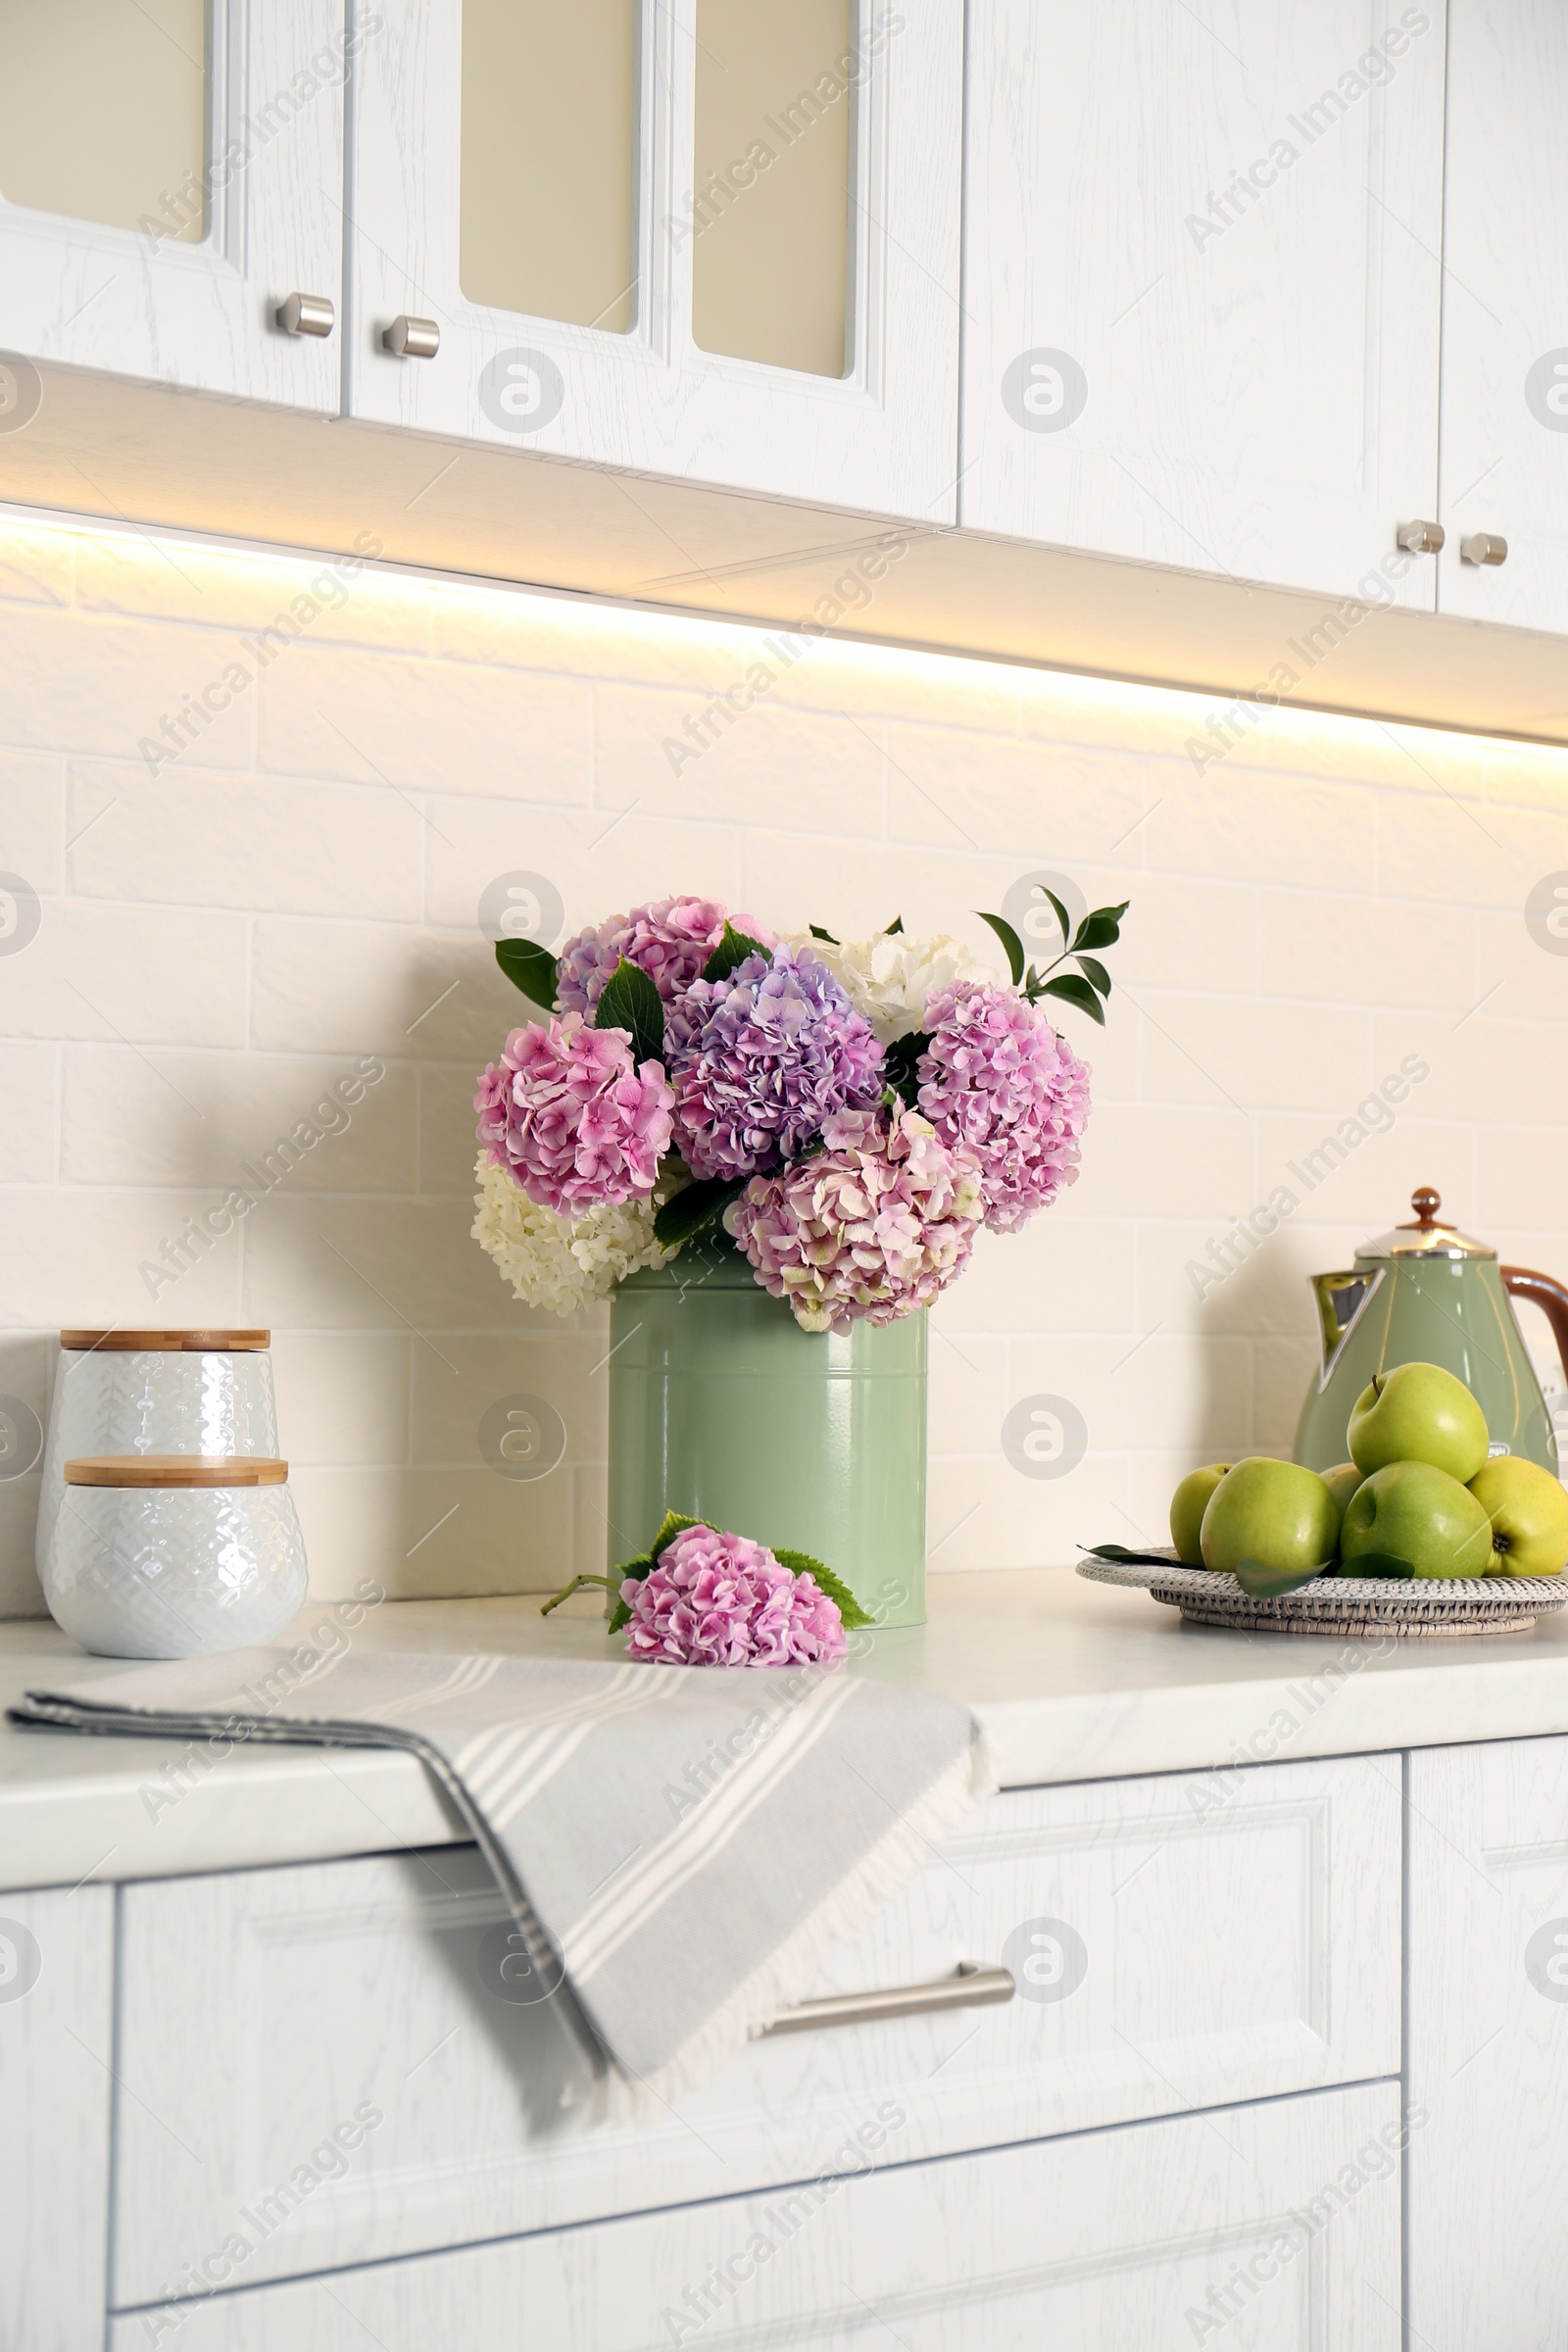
[4,502,1567,794]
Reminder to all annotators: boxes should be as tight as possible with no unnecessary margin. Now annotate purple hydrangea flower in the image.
[475,1013,673,1216]
[916,983,1092,1233]
[664,945,884,1182]
[555,897,774,1016]
[725,1104,982,1335]
[621,1524,847,1667]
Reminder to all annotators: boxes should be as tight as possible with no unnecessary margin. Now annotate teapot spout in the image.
[1309,1271,1377,1379]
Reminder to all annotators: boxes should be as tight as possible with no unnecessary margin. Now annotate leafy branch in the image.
[975,894,1130,1028]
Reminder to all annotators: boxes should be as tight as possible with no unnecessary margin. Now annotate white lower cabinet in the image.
[0,1884,114,2352]
[109,2081,1403,2351]
[1406,1735,1568,2350]
[108,1758,1398,2303]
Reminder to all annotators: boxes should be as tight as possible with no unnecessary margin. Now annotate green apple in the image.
[1321,1462,1365,1537]
[1200,1457,1339,1577]
[1468,1456,1568,1578]
[1347,1362,1490,1484]
[1170,1464,1234,1564]
[1341,1460,1493,1579]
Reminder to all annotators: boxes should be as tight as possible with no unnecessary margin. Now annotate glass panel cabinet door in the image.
[349,0,963,519]
[0,0,346,412]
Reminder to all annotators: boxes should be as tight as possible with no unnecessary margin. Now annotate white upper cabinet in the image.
[1438,1,1568,633]
[0,0,346,412]
[960,1,1446,608]
[347,1,963,519]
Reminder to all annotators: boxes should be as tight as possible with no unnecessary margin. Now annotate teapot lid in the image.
[1356,1187,1494,1262]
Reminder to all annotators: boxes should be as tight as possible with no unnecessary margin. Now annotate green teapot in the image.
[1294,1188,1568,1474]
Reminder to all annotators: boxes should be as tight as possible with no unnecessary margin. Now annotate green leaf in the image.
[808,923,839,944]
[701,922,767,982]
[594,956,665,1064]
[1074,954,1113,998]
[607,1508,709,1632]
[1038,886,1074,948]
[975,909,1025,987]
[1071,900,1130,953]
[1081,1542,1182,1566]
[1233,1555,1338,1598]
[882,1029,932,1107]
[1338,1552,1416,1581]
[1036,972,1106,1025]
[883,914,905,935]
[772,1546,874,1629]
[653,1177,744,1248]
[495,937,558,1010]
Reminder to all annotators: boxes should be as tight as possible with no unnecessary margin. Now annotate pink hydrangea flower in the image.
[475,1013,673,1216]
[556,898,775,1016]
[916,984,1092,1234]
[725,1104,982,1335]
[621,1525,847,1667]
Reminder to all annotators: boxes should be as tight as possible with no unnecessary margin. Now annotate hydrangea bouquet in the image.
[473,887,1127,1332]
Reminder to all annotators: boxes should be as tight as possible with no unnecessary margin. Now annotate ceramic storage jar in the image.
[43,1454,307,1658]
[36,1329,276,1580]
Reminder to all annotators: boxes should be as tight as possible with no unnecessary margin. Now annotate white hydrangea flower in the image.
[787,931,998,1044]
[471,1153,680,1316]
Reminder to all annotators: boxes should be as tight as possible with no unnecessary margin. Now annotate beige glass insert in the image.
[461,0,639,334]
[692,0,856,378]
[0,0,210,242]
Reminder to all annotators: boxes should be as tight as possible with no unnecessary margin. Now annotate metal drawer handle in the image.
[1460,530,1507,566]
[758,1961,1015,2038]
[383,315,441,360]
[275,292,335,338]
[1396,518,1444,555]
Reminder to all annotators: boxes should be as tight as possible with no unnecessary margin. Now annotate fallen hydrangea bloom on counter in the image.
[541,1510,874,1665]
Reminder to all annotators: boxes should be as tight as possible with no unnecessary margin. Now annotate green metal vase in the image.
[607,1234,927,1626]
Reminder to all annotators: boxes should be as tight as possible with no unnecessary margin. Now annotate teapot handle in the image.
[1501,1267,1568,1392]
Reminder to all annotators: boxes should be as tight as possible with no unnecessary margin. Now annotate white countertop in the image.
[5,1568,1568,1896]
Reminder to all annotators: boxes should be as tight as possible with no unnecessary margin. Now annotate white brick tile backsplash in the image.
[0,608,253,765]
[0,1045,57,1182]
[0,749,66,893]
[4,516,1568,1615]
[0,904,248,1047]
[593,686,886,837]
[59,1048,418,1195]
[257,645,592,802]
[66,760,424,920]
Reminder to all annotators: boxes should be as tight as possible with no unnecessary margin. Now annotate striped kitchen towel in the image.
[12,1639,995,2105]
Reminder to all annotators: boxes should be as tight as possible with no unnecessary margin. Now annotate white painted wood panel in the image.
[110,2082,1403,2352]
[110,1757,1398,2300]
[0,1884,114,2352]
[1438,2,1568,631]
[0,0,344,412]
[346,1,962,517]
[961,0,1446,608]
[1407,1736,1568,2350]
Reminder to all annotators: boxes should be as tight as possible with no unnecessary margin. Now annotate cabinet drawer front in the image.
[112,2082,1403,2351]
[0,1884,113,2352]
[1407,1735,1568,2350]
[111,1754,1398,2301]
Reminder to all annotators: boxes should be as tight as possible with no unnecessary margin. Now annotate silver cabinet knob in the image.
[383,316,440,360]
[1460,531,1508,566]
[275,293,335,338]
[1396,519,1445,554]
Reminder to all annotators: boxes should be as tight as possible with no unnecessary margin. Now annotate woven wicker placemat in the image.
[1077,1552,1568,1639]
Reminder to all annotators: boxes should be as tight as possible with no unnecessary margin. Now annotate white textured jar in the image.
[44,1455,307,1659]
[36,1330,276,1581]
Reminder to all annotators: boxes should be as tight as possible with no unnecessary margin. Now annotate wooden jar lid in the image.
[60,1330,271,1352]
[65,1455,289,1489]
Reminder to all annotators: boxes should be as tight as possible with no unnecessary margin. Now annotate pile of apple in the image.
[1170,1361,1568,1582]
